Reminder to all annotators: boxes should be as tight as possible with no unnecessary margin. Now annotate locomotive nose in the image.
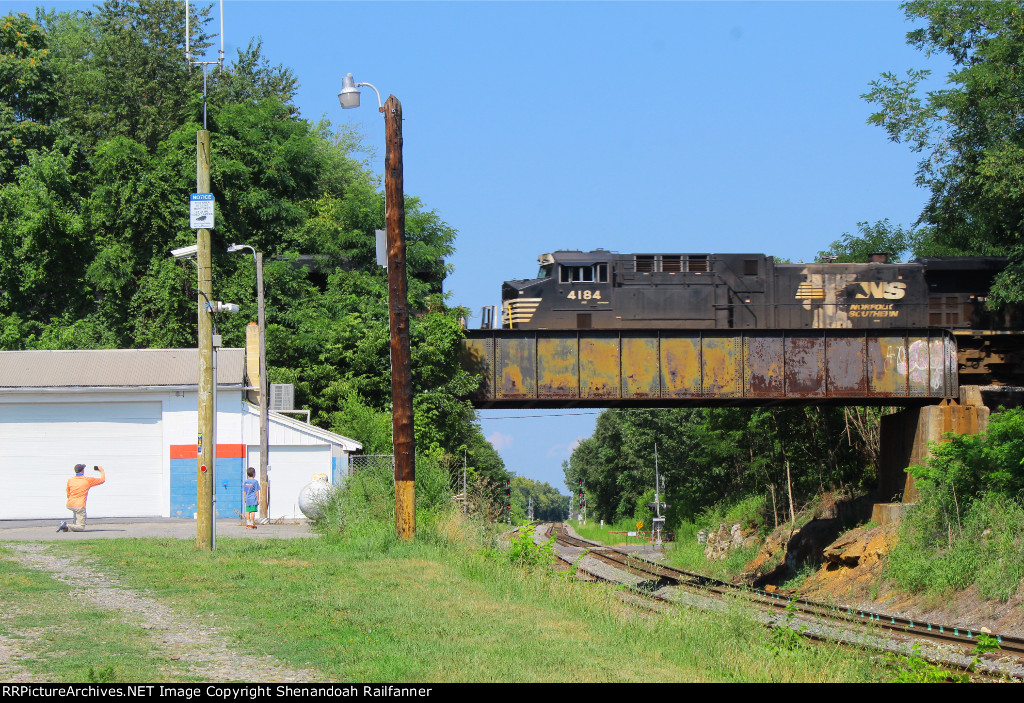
[502,280,530,299]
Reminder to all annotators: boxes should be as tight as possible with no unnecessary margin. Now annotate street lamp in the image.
[228,243,269,522]
[338,73,416,540]
[338,73,382,111]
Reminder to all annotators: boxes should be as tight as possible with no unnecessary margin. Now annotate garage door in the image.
[0,401,163,519]
[247,445,331,520]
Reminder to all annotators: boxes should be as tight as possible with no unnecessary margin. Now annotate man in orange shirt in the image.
[57,464,106,533]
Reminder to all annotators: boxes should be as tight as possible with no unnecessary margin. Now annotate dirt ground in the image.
[790,524,1024,639]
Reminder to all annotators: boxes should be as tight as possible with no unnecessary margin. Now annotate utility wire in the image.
[480,407,685,420]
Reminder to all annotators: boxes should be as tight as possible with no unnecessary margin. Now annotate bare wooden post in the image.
[785,460,795,525]
[384,95,415,540]
[196,129,214,551]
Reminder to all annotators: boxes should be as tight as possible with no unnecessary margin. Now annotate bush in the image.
[697,493,767,534]
[310,450,457,549]
[886,490,1024,601]
[503,525,555,568]
[909,407,1024,501]
[887,409,1024,601]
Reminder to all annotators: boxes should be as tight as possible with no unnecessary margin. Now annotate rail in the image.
[547,523,1024,665]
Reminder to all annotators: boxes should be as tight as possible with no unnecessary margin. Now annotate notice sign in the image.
[190,193,214,229]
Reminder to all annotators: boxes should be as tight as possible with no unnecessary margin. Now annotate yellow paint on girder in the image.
[580,335,619,398]
[621,336,660,397]
[702,336,741,396]
[499,337,535,397]
[660,336,702,396]
[537,336,579,396]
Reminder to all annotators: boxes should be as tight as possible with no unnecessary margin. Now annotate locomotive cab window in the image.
[537,263,553,279]
[560,263,608,283]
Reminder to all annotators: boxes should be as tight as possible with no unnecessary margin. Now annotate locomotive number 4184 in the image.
[567,290,601,300]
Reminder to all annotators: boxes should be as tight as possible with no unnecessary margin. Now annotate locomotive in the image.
[493,250,1023,385]
[499,250,1014,332]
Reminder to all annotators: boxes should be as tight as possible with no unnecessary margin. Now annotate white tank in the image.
[298,473,333,519]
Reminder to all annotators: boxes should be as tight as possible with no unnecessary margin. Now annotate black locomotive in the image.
[494,250,1023,386]
[499,250,1014,332]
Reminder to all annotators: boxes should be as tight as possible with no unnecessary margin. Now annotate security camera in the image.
[213,301,240,313]
[171,245,198,259]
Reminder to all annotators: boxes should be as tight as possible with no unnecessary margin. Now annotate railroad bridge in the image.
[460,327,1000,506]
[461,328,958,408]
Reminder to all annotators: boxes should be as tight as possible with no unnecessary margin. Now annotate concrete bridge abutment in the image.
[874,386,989,523]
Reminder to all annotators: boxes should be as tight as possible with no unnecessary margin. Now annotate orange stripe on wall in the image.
[170,444,246,459]
[170,445,197,459]
[217,444,246,459]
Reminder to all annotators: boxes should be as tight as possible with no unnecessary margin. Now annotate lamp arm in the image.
[357,82,384,111]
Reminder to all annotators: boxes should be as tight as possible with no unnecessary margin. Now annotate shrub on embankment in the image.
[886,409,1024,602]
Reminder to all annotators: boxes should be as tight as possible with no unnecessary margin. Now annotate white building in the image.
[0,348,361,520]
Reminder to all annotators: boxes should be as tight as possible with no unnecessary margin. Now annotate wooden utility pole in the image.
[384,95,415,540]
[196,129,215,550]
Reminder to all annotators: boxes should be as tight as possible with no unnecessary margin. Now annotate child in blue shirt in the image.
[243,466,260,529]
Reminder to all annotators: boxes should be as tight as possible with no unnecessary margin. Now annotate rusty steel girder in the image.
[461,329,958,408]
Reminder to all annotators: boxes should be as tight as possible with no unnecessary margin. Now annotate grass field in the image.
[0,516,885,683]
[0,547,185,682]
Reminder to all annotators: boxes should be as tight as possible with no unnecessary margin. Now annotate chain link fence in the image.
[347,454,394,478]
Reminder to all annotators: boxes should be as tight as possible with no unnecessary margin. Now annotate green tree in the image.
[0,2,507,494]
[511,476,568,522]
[0,13,57,180]
[47,0,211,153]
[816,219,920,263]
[566,407,874,528]
[864,0,1024,303]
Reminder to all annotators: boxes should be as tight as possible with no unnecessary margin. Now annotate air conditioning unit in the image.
[270,383,294,411]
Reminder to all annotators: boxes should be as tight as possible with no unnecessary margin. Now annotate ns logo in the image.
[855,281,906,300]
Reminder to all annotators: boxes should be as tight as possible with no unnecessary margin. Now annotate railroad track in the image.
[543,522,1024,669]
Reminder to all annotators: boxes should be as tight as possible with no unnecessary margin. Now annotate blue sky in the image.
[11,1,950,493]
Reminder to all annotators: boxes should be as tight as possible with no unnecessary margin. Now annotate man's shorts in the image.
[246,505,258,513]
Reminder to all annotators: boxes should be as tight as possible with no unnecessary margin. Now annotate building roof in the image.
[242,402,362,452]
[0,348,246,389]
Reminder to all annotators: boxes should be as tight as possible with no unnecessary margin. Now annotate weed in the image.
[966,633,1002,673]
[766,601,808,654]
[886,645,969,683]
[974,633,1001,655]
[85,665,116,683]
[505,526,555,568]
[563,549,589,580]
